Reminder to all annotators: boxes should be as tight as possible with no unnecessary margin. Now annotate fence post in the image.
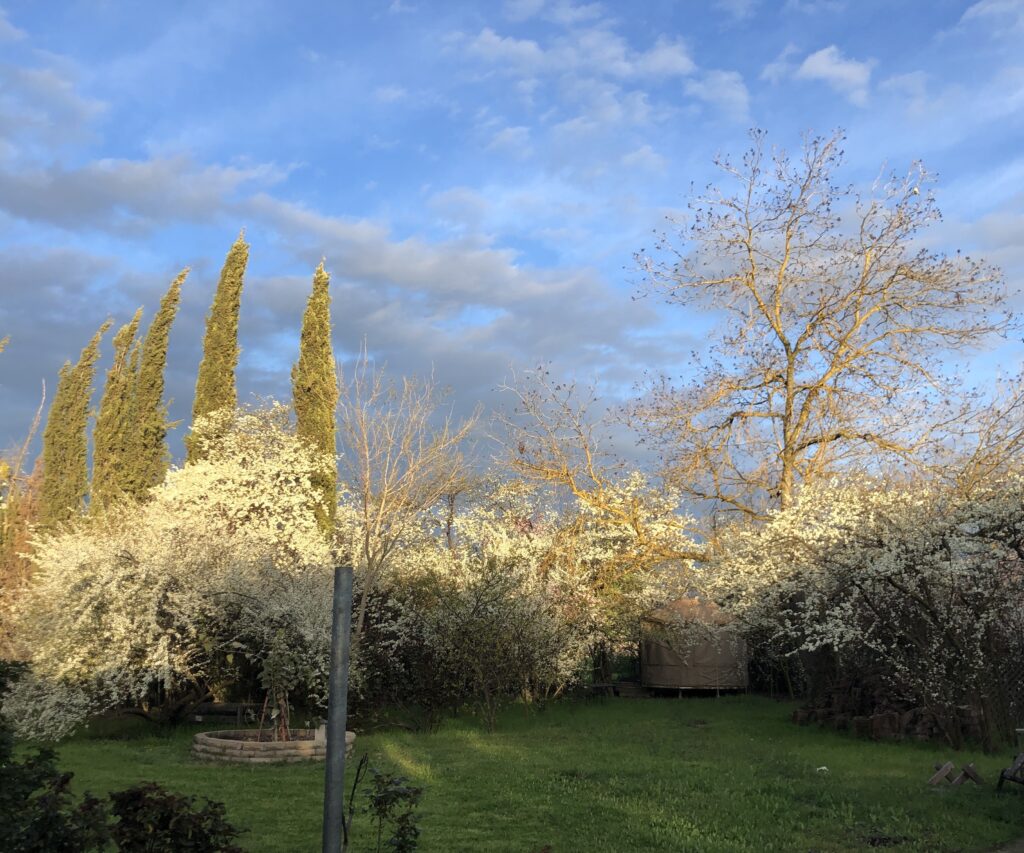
[322,564,354,853]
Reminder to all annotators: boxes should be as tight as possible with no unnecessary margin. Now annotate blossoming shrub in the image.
[352,481,592,728]
[352,477,694,728]
[4,403,698,738]
[560,473,695,675]
[3,405,335,740]
[710,475,1024,747]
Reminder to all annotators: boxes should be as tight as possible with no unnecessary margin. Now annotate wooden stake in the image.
[929,761,955,785]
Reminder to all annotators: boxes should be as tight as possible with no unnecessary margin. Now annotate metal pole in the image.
[322,564,353,853]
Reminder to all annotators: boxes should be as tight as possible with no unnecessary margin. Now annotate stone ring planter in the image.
[192,727,355,764]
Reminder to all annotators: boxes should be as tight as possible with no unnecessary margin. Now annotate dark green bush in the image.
[109,782,244,853]
[1,660,244,853]
[0,740,110,852]
[0,661,109,852]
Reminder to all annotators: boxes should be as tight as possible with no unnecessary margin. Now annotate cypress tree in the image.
[91,308,143,510]
[40,320,112,527]
[291,261,339,533]
[128,269,188,496]
[186,232,249,463]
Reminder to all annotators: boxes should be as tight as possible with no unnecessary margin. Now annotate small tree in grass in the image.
[336,354,477,654]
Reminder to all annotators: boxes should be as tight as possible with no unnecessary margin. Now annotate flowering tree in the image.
[379,479,592,728]
[351,473,696,725]
[708,474,1024,747]
[498,371,699,677]
[3,405,335,740]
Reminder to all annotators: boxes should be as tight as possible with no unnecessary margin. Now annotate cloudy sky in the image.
[0,0,1022,461]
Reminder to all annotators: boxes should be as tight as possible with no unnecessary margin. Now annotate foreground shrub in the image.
[364,765,423,853]
[0,662,244,852]
[0,734,109,853]
[109,783,244,853]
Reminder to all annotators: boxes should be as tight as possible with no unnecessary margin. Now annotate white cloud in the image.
[235,194,673,412]
[0,7,25,40]
[795,45,875,105]
[504,0,546,20]
[503,0,603,25]
[487,125,532,156]
[634,37,695,77]
[515,77,541,106]
[546,1,604,25]
[460,26,693,81]
[429,186,491,230]
[552,80,652,134]
[762,43,874,106]
[760,43,798,84]
[373,85,407,103]
[0,157,284,231]
[465,27,545,67]
[959,0,1024,33]
[713,0,759,21]
[555,27,634,77]
[621,144,667,174]
[880,70,930,114]
[783,0,844,12]
[0,62,108,153]
[684,70,750,120]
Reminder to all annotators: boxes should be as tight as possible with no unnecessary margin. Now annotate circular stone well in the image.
[192,728,355,764]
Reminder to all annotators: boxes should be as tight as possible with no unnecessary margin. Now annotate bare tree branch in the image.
[632,129,1016,518]
[336,349,479,648]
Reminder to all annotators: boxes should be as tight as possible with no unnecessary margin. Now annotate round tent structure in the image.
[640,597,749,692]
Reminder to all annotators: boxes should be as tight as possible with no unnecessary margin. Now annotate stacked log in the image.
[790,676,989,746]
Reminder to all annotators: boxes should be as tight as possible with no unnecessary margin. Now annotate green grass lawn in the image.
[56,696,1024,852]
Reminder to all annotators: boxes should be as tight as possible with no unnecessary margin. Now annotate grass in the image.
[55,695,1024,853]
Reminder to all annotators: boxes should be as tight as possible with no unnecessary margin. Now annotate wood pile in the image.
[791,675,987,745]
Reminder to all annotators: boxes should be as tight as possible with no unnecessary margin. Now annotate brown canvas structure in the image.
[640,597,749,690]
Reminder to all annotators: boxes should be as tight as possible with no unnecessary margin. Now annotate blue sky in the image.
[0,0,1022,459]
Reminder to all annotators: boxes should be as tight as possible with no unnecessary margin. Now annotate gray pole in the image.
[322,564,353,853]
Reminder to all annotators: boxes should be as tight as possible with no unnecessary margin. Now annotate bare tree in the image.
[497,367,702,566]
[632,130,1015,519]
[497,369,699,680]
[336,352,478,648]
[498,368,613,510]
[937,374,1024,499]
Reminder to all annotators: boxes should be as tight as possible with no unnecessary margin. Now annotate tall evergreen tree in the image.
[91,309,143,509]
[40,320,112,527]
[186,232,249,463]
[291,261,339,533]
[129,269,188,496]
